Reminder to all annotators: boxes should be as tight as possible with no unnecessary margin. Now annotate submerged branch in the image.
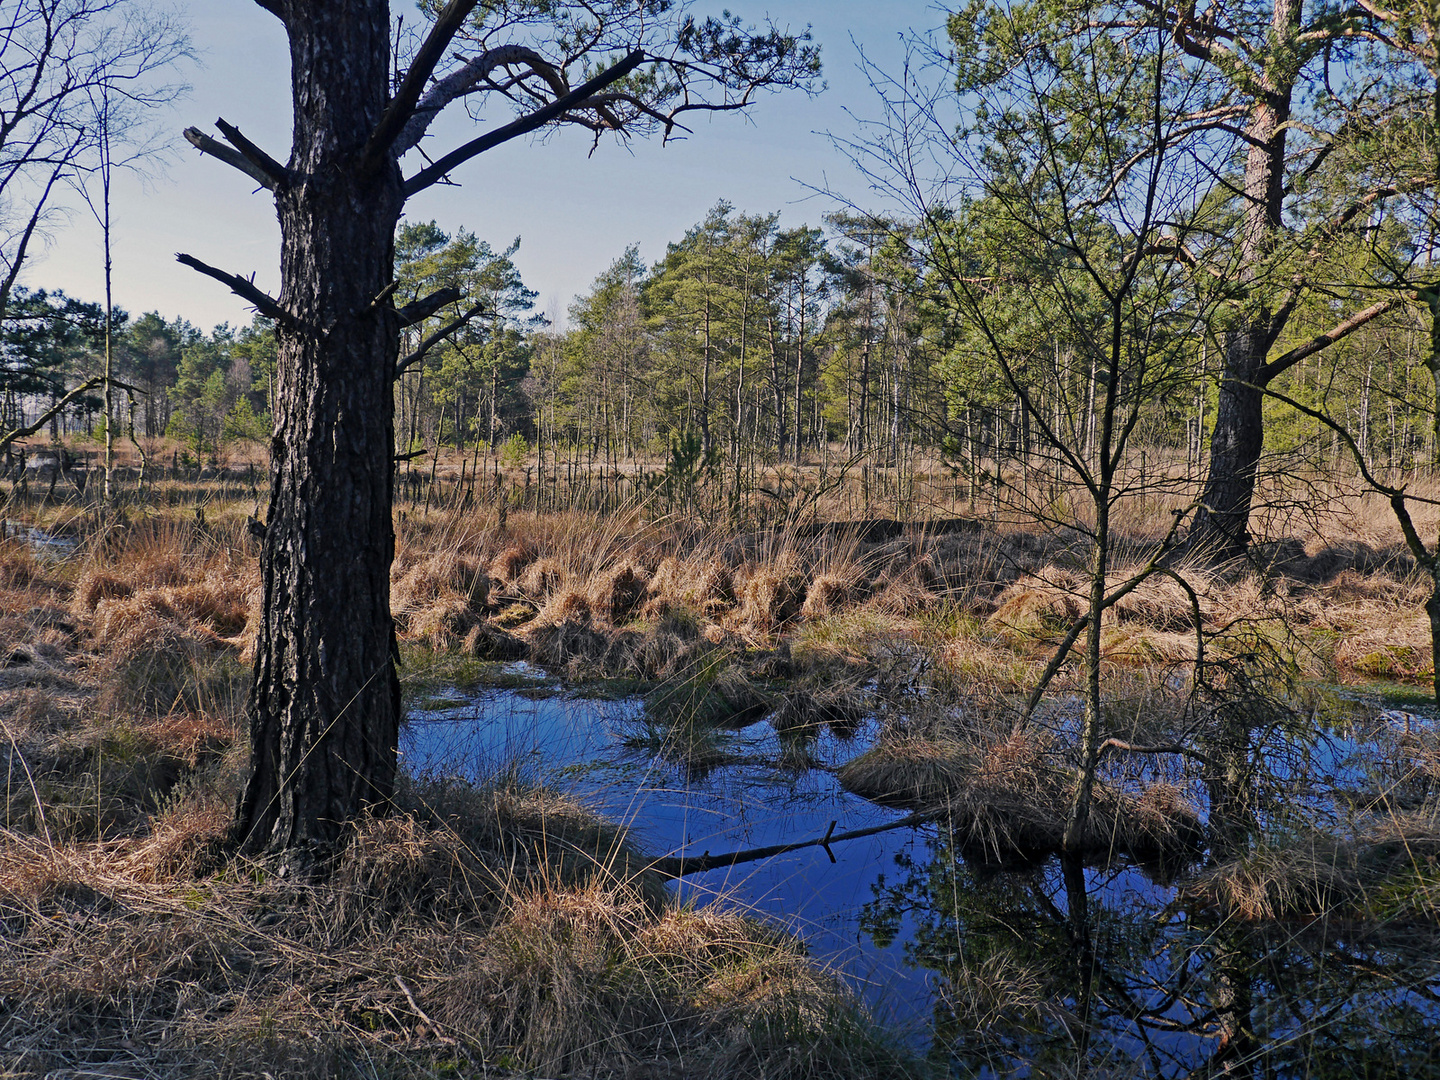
[645,811,935,878]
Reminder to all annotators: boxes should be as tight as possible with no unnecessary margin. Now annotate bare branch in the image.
[364,279,400,316]
[1260,299,1396,382]
[0,134,80,321]
[1257,380,1440,571]
[1097,738,1220,770]
[396,302,489,376]
[393,44,563,155]
[1017,510,1191,725]
[215,118,290,189]
[175,253,290,325]
[644,811,937,878]
[586,91,690,134]
[396,287,463,327]
[0,377,103,457]
[185,126,277,191]
[362,0,480,172]
[403,49,645,198]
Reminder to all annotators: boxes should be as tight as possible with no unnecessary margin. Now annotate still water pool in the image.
[401,673,935,1031]
[401,675,1440,1075]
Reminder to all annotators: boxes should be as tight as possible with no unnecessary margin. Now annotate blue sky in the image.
[29,2,951,330]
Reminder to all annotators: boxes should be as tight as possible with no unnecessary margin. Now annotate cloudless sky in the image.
[27,2,952,331]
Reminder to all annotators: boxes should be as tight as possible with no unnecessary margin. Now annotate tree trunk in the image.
[1191,326,1267,558]
[793,283,805,466]
[700,291,713,458]
[1190,0,1300,560]
[767,314,786,457]
[235,2,404,864]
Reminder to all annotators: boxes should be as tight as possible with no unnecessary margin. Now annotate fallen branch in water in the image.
[645,810,937,878]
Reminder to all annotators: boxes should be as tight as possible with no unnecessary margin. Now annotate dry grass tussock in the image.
[2,703,239,843]
[0,775,922,1080]
[389,510,987,669]
[1185,809,1440,924]
[837,728,1203,864]
[383,504,1423,697]
[986,570,1087,641]
[67,519,258,716]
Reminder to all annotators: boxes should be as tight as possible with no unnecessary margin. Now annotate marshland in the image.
[4,446,1440,1078]
[7,0,1440,1076]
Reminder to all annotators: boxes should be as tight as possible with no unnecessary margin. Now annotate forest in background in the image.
[9,1,1440,1076]
[6,195,1435,515]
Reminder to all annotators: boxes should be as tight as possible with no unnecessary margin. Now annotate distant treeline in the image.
[3,203,1433,489]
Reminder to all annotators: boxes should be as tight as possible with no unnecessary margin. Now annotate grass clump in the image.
[0,773,927,1080]
[838,728,1204,865]
[431,888,923,1080]
[1186,810,1440,924]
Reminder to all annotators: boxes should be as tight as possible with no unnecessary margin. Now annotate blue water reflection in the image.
[401,682,1440,1074]
[401,683,936,1030]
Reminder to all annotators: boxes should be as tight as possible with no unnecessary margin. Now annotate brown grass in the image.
[0,778,922,1079]
[9,457,1440,1072]
[1186,810,1440,923]
[986,571,1086,640]
[838,729,1203,864]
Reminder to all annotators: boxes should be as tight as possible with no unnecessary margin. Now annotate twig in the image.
[395,976,455,1044]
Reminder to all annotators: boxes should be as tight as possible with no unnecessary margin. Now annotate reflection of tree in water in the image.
[860,827,1440,1077]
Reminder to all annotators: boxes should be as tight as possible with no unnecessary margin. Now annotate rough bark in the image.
[1189,0,1301,561]
[1191,326,1268,558]
[234,1,405,862]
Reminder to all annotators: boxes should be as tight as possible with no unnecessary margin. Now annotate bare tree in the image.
[0,0,186,322]
[183,0,820,866]
[0,0,187,456]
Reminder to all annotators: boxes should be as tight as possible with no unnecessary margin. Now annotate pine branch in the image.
[396,302,490,375]
[396,287,463,327]
[362,0,481,172]
[185,127,279,191]
[215,118,291,189]
[404,49,645,198]
[175,253,290,325]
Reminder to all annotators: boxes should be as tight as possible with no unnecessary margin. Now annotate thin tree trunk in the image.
[99,107,114,505]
